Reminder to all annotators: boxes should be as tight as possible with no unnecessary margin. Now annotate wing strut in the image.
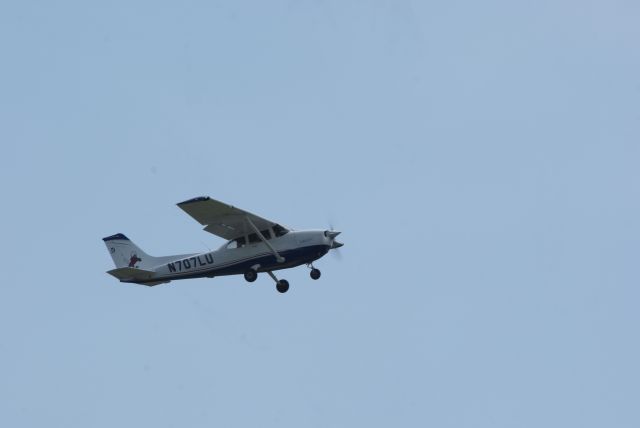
[245,216,285,263]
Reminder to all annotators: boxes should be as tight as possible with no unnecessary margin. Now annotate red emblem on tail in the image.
[128,254,142,267]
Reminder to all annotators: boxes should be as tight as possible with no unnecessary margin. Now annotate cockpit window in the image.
[273,224,288,237]
[246,230,272,244]
[226,227,284,250]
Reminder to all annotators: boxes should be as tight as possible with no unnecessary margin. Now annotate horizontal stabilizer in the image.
[106,267,168,286]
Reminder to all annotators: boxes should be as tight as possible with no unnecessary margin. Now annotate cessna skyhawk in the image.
[102,196,343,293]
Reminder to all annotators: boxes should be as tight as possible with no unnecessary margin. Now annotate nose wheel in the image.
[307,263,321,280]
[267,271,289,293]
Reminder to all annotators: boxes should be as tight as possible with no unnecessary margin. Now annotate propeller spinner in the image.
[324,230,344,249]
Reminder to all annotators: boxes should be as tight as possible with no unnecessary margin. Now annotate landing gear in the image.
[244,269,257,283]
[307,263,321,280]
[267,271,289,293]
[276,279,290,293]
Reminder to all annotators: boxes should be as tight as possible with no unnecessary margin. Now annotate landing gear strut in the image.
[267,271,289,293]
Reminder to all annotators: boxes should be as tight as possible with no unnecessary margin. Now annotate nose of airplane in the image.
[324,230,344,250]
[324,230,341,240]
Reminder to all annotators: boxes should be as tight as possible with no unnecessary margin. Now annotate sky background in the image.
[1,0,639,426]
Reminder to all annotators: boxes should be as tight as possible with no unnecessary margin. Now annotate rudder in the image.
[103,233,154,270]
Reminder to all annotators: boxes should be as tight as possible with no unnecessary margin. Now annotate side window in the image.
[229,230,274,248]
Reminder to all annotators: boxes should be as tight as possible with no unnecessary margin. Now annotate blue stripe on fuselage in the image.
[139,244,330,283]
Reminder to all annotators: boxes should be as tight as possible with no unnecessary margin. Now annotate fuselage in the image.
[142,230,331,283]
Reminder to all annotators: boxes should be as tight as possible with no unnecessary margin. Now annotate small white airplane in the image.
[103,196,343,293]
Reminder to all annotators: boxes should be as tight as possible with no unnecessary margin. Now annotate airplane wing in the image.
[177,196,289,240]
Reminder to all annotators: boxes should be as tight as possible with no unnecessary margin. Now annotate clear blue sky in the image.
[1,1,639,426]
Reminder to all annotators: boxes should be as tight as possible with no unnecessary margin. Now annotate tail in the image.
[103,233,158,270]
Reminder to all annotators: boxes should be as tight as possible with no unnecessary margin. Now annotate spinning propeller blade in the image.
[325,224,344,259]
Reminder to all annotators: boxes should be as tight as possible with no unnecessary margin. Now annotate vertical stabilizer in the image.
[103,233,155,270]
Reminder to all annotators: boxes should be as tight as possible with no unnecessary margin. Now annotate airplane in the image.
[102,196,343,293]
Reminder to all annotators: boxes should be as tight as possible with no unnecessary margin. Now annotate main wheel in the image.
[310,268,321,280]
[276,279,290,293]
[244,269,258,283]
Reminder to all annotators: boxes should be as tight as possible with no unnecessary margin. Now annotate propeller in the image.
[325,224,344,260]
